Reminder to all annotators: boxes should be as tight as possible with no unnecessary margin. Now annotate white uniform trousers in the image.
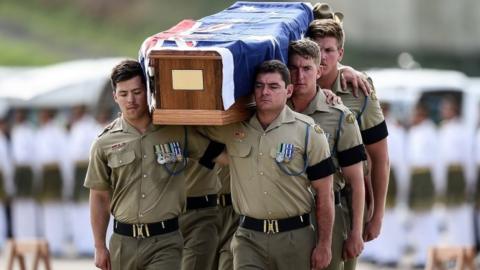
[369,208,406,264]
[0,203,7,249]
[70,202,94,255]
[11,199,39,239]
[444,204,475,246]
[41,202,67,256]
[410,211,440,265]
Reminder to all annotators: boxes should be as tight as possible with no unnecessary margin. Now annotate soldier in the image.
[287,39,366,270]
[68,105,100,256]
[212,165,239,270]
[180,159,221,270]
[306,18,390,261]
[437,96,475,247]
[406,103,440,268]
[34,108,70,256]
[0,115,13,248]
[10,109,38,240]
[365,102,407,267]
[85,59,223,270]
[475,125,480,251]
[201,60,336,270]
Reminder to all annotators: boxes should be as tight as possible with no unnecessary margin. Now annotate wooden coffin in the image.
[148,50,253,125]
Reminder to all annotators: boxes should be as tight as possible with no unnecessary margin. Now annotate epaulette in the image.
[293,111,316,125]
[97,119,118,137]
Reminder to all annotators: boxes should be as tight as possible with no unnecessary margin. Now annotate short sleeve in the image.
[306,126,335,181]
[336,112,367,167]
[84,139,111,190]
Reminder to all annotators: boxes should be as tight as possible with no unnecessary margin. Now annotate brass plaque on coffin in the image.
[172,69,204,90]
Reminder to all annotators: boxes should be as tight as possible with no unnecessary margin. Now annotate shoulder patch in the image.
[346,113,356,124]
[313,124,324,134]
[370,90,378,101]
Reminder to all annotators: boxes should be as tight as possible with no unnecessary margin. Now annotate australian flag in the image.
[140,1,313,110]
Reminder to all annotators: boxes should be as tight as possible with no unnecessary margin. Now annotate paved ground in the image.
[0,254,402,270]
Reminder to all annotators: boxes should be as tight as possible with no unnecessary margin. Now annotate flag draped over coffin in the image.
[139,1,313,110]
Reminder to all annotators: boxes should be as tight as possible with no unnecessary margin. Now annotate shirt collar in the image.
[301,87,331,114]
[248,106,296,132]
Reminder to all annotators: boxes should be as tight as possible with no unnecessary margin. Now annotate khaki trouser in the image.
[231,225,315,270]
[180,206,219,270]
[476,167,480,209]
[445,164,466,207]
[73,162,89,202]
[408,168,435,211]
[38,164,62,202]
[385,168,397,209]
[0,171,5,201]
[325,196,356,270]
[13,166,34,198]
[213,205,239,270]
[109,230,183,270]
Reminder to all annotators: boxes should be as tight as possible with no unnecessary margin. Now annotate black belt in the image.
[240,213,310,234]
[334,188,349,205]
[218,193,232,207]
[186,194,218,210]
[114,217,178,238]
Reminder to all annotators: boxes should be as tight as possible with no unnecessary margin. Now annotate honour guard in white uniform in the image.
[34,108,70,255]
[406,103,440,268]
[68,105,99,255]
[11,109,39,240]
[0,116,13,249]
[366,103,407,266]
[437,97,475,247]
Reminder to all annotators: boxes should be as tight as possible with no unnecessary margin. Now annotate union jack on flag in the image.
[139,1,313,110]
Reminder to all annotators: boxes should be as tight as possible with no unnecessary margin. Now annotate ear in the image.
[338,47,344,62]
[286,84,294,98]
[112,91,118,103]
[316,64,322,80]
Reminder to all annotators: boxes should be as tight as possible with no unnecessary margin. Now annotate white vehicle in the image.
[367,68,479,130]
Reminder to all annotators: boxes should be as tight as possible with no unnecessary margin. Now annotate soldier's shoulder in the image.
[97,118,121,138]
[292,111,316,125]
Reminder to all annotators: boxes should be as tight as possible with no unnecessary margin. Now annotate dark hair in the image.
[110,59,146,91]
[288,39,321,66]
[255,60,291,86]
[306,19,345,49]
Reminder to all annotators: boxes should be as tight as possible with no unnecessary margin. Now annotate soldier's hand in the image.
[342,231,364,260]
[363,217,382,242]
[94,246,111,270]
[311,244,331,270]
[321,89,342,105]
[340,67,372,97]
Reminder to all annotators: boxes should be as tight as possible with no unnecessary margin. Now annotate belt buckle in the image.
[263,219,279,234]
[218,194,226,207]
[132,224,150,238]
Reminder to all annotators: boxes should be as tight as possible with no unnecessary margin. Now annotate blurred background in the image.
[0,0,479,269]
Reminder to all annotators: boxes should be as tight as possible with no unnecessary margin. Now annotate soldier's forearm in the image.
[315,194,334,248]
[313,177,334,248]
[343,164,365,234]
[90,190,111,248]
[370,157,390,221]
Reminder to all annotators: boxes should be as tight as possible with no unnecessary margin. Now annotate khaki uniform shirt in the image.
[184,160,220,197]
[216,165,231,195]
[289,90,366,191]
[331,73,388,145]
[202,106,335,220]
[84,117,211,224]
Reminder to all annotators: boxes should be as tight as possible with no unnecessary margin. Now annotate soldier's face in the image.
[313,37,344,77]
[254,72,292,113]
[113,76,149,122]
[288,54,321,96]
